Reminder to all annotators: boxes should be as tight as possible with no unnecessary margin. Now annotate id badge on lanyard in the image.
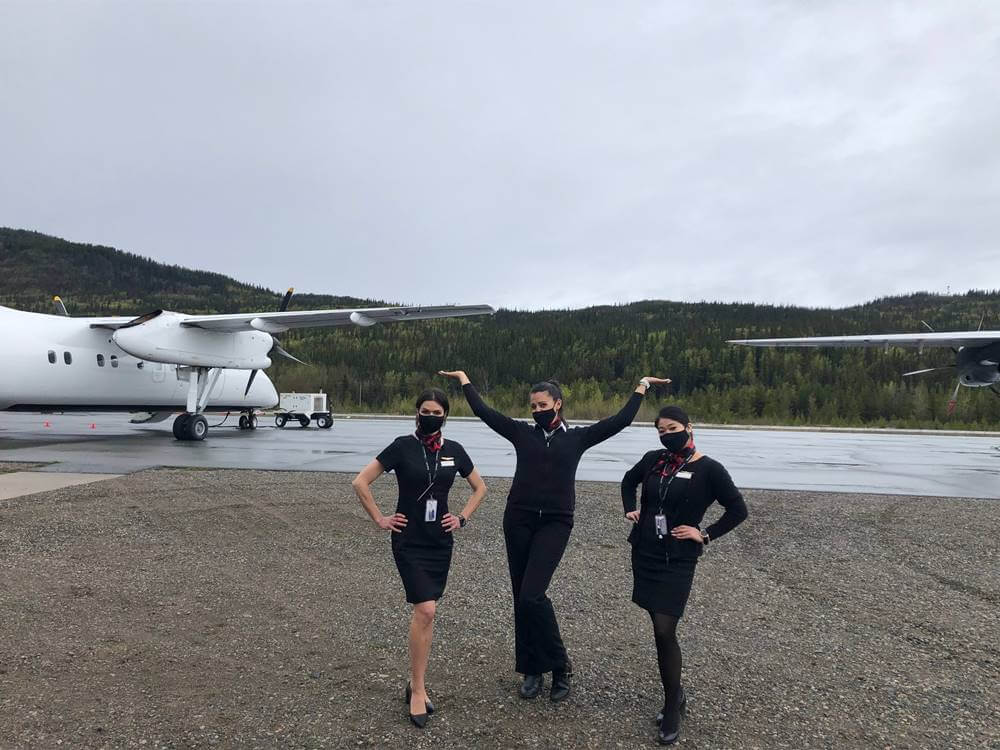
[656,457,691,539]
[425,499,438,522]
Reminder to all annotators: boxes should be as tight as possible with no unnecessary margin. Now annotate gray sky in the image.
[1,1,998,310]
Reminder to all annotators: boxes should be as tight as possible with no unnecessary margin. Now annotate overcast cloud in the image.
[1,1,998,310]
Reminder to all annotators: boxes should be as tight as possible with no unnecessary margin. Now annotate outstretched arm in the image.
[439,370,521,442]
[581,376,671,449]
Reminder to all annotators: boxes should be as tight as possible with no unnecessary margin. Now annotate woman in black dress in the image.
[352,388,487,728]
[440,369,670,703]
[621,405,748,745]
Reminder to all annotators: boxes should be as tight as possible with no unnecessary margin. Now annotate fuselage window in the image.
[97,354,105,367]
[110,355,119,368]
[64,351,72,365]
[47,350,56,364]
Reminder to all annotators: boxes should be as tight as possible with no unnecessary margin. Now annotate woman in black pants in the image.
[621,405,748,745]
[352,389,487,728]
[440,369,670,702]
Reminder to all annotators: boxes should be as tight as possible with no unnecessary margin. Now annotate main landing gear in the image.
[172,412,209,441]
[172,366,222,442]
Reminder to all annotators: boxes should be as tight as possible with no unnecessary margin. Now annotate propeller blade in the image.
[902,366,955,377]
[947,380,961,415]
[273,343,309,366]
[244,369,259,397]
[278,287,294,312]
[977,313,985,331]
[920,320,935,333]
[52,296,69,316]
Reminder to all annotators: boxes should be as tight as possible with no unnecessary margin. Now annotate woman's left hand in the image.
[441,513,462,533]
[670,525,704,542]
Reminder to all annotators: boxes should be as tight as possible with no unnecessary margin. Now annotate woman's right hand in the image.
[438,370,470,385]
[377,513,408,532]
[625,511,640,524]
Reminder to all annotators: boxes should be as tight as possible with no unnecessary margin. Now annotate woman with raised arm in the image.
[439,369,670,703]
[351,388,487,729]
[621,405,748,745]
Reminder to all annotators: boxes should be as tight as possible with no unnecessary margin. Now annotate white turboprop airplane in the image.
[729,323,1000,413]
[0,294,494,440]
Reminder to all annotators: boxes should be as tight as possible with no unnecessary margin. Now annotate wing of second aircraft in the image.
[728,331,1000,348]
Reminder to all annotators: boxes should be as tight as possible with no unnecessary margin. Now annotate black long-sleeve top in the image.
[621,450,748,559]
[463,383,644,515]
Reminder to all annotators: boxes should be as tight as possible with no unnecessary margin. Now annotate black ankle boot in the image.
[519,674,543,699]
[550,670,571,702]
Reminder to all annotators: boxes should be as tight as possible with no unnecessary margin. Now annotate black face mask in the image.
[659,430,690,453]
[532,408,557,429]
[417,414,445,435]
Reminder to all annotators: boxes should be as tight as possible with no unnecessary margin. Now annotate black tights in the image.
[649,611,681,711]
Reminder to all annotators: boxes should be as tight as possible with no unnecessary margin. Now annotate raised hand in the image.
[643,376,672,387]
[438,370,470,385]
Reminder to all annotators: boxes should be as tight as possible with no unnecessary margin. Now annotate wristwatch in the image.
[701,529,710,546]
[639,378,652,389]
[458,514,467,528]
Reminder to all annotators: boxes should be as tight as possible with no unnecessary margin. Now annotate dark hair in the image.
[530,380,565,418]
[416,388,450,414]
[655,405,690,427]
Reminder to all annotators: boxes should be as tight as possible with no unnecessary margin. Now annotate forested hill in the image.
[2,227,999,429]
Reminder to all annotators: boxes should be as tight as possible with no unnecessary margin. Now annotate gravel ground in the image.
[0,468,997,749]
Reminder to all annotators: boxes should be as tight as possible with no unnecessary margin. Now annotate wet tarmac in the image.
[1,412,997,498]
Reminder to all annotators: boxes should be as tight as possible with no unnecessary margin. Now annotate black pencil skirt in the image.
[392,536,453,604]
[631,542,697,617]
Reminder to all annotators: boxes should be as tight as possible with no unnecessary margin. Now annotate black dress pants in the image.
[502,506,574,676]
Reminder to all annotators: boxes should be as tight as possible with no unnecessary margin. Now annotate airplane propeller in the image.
[245,287,309,396]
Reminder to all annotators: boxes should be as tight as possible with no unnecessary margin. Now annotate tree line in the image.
[2,228,998,428]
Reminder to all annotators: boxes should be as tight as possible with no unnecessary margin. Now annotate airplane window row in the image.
[46,350,126,368]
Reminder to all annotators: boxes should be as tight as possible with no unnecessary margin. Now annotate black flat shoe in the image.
[550,670,571,703]
[409,711,428,729]
[657,707,680,745]
[655,685,686,724]
[405,681,435,715]
[519,674,543,699]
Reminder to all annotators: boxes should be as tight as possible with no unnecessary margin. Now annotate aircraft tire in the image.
[172,413,191,440]
[248,414,258,430]
[238,415,249,430]
[187,415,209,441]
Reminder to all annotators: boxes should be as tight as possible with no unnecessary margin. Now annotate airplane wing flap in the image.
[729,331,1000,348]
[179,304,495,331]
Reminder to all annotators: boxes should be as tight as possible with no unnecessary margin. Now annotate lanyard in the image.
[415,437,440,502]
[657,456,691,514]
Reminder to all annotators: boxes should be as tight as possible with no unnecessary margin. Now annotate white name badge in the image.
[675,471,693,480]
[440,458,455,467]
[425,499,438,522]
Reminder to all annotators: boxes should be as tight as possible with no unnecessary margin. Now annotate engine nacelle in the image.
[112,310,273,369]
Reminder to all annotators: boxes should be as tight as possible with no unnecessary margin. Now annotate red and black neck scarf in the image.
[652,443,696,477]
[416,430,443,453]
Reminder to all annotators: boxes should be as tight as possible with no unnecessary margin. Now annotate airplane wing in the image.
[177,304,495,333]
[728,331,1000,348]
